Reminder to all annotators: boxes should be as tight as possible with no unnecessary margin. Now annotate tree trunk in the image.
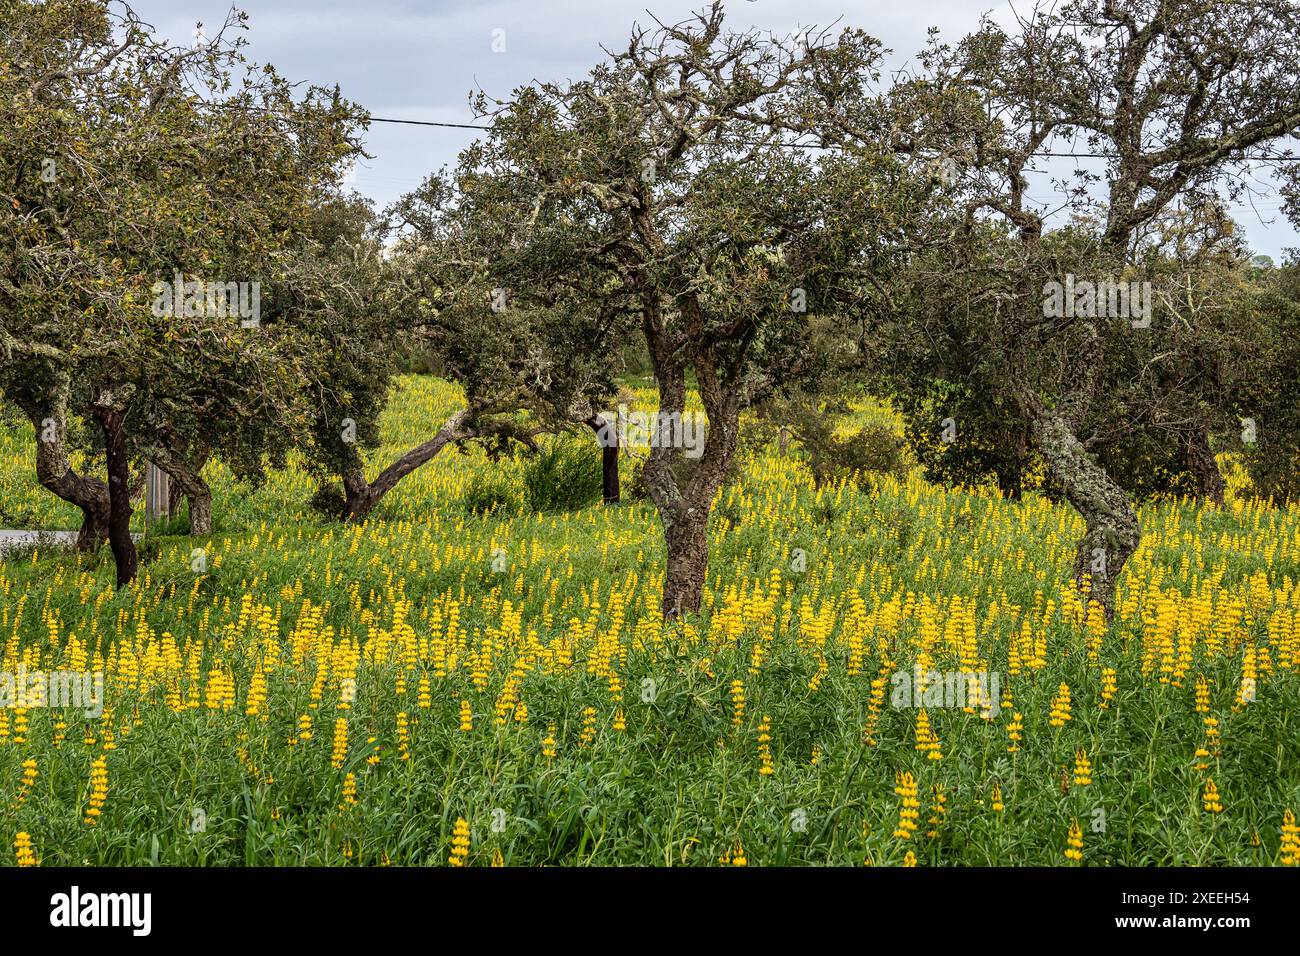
[1028,403,1140,618]
[586,414,620,504]
[642,375,737,619]
[156,453,212,534]
[1183,428,1225,505]
[341,467,374,521]
[94,406,137,588]
[15,396,109,551]
[661,506,709,617]
[341,411,472,520]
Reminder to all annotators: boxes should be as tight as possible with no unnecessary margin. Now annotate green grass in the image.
[1,376,1298,866]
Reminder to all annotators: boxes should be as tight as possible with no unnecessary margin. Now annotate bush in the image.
[523,437,604,513]
[823,425,907,484]
[463,473,523,517]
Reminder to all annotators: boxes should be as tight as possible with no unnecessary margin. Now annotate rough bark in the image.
[661,506,709,617]
[586,414,620,504]
[93,405,138,588]
[341,410,472,520]
[156,451,212,534]
[1027,401,1140,617]
[642,348,740,618]
[1183,428,1225,506]
[12,391,109,551]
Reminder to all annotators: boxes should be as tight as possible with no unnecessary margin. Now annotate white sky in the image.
[129,0,1298,259]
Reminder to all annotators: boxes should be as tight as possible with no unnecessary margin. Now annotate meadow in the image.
[1,376,1298,866]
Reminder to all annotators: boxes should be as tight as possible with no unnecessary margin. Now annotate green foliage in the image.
[522,437,604,514]
[758,391,908,488]
[462,473,523,518]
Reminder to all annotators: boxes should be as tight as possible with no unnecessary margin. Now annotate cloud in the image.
[128,0,1298,256]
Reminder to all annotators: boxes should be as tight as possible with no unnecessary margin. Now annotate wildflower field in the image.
[2,376,1299,867]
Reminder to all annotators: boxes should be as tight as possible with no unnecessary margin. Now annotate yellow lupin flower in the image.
[1049,683,1072,727]
[1100,668,1117,709]
[1280,810,1300,866]
[84,755,108,825]
[14,758,37,806]
[756,715,774,776]
[1202,778,1224,814]
[1064,819,1084,862]
[418,675,432,709]
[1006,711,1024,753]
[893,771,920,839]
[579,707,597,747]
[448,818,471,867]
[330,717,348,769]
[396,712,410,761]
[727,840,748,866]
[13,831,38,867]
[914,709,942,759]
[1073,749,1093,787]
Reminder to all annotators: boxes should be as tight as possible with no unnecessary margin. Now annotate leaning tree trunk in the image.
[341,410,472,520]
[1183,428,1225,506]
[93,405,137,588]
[586,414,620,504]
[1028,404,1140,618]
[15,397,110,551]
[156,451,212,534]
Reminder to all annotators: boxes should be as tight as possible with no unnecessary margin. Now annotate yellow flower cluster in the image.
[1073,749,1092,787]
[84,756,108,825]
[13,831,37,867]
[449,818,470,866]
[893,771,920,839]
[1064,819,1083,862]
[756,715,774,776]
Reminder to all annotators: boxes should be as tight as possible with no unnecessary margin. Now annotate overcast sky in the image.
[129,0,1297,259]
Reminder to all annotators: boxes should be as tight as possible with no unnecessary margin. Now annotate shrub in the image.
[463,473,523,517]
[523,437,604,513]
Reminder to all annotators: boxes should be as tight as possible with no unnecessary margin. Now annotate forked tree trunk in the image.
[1028,403,1140,617]
[341,410,472,520]
[644,387,738,620]
[1183,428,1225,506]
[15,396,110,551]
[586,414,620,504]
[93,405,138,588]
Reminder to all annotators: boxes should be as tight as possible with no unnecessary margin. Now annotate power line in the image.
[363,115,1300,163]
[369,117,489,130]
[209,100,1300,163]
